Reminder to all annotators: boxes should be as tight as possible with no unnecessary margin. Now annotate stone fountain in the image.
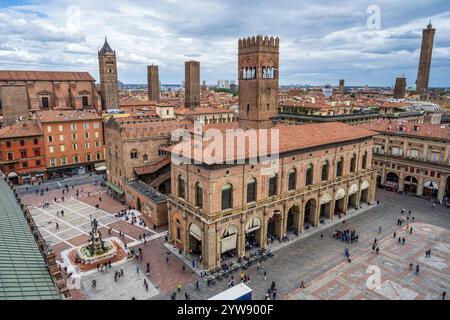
[76,218,117,264]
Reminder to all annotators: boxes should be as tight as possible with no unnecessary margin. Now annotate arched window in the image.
[221,183,233,210]
[178,175,185,199]
[321,160,329,181]
[288,168,296,191]
[143,154,148,161]
[130,149,138,159]
[195,182,203,208]
[336,157,344,177]
[305,164,314,186]
[247,177,257,203]
[362,151,368,169]
[350,154,356,173]
[268,174,277,197]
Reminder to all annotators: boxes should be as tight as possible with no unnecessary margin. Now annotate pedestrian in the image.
[409,263,413,271]
[182,265,186,272]
[398,237,401,243]
[272,288,277,300]
[166,257,169,265]
[171,292,176,300]
[376,247,380,254]
[402,238,405,245]
[92,280,96,288]
[415,265,420,274]
[61,210,64,217]
[56,222,59,231]
[320,234,323,240]
[136,266,140,274]
[120,269,124,276]
[410,227,413,234]
[177,282,182,292]
[195,280,200,292]
[412,217,415,222]
[300,281,305,288]
[393,232,396,238]
[378,226,382,233]
[263,271,267,281]
[443,291,446,300]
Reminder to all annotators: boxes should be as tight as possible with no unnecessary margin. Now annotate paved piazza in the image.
[24,185,450,300]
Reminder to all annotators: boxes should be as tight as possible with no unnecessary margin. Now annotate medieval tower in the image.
[185,61,200,108]
[238,35,279,130]
[147,65,160,102]
[415,22,435,96]
[98,37,119,110]
[394,76,407,99]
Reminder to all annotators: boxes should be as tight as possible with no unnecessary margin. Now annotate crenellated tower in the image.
[238,35,279,130]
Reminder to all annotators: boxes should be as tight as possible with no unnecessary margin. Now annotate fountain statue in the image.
[76,216,117,264]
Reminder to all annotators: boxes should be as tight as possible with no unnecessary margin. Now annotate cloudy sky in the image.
[0,0,449,87]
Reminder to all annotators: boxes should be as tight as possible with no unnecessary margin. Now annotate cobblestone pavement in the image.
[156,189,450,300]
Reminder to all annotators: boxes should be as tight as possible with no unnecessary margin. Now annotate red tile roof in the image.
[360,120,450,140]
[37,110,102,123]
[175,107,234,115]
[169,122,376,164]
[0,70,95,82]
[0,120,42,139]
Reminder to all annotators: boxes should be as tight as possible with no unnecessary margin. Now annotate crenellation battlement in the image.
[238,35,279,50]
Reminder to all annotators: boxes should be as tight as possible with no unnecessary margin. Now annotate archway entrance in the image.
[136,198,142,212]
[287,205,300,234]
[347,184,359,210]
[404,176,418,194]
[245,217,261,252]
[360,180,370,204]
[158,179,171,194]
[7,172,19,184]
[334,188,346,216]
[446,176,450,198]
[220,225,239,261]
[304,199,316,229]
[188,223,202,256]
[384,172,399,191]
[423,180,438,200]
[267,211,282,243]
[320,192,332,222]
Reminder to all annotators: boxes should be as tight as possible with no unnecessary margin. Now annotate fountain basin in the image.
[76,239,118,264]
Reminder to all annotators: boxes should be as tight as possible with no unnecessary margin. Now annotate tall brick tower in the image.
[415,22,435,96]
[338,79,345,94]
[238,35,279,130]
[98,37,119,110]
[394,76,407,99]
[185,61,200,108]
[147,65,160,102]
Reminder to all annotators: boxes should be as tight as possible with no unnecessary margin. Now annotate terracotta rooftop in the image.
[0,120,42,139]
[360,120,450,141]
[0,70,95,82]
[37,110,102,123]
[169,122,376,164]
[175,107,235,115]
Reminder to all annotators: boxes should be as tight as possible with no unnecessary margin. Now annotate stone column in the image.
[329,199,335,220]
[203,224,217,270]
[416,172,424,196]
[314,199,320,226]
[261,211,268,249]
[437,174,446,202]
[380,164,386,185]
[183,215,189,255]
[398,166,405,192]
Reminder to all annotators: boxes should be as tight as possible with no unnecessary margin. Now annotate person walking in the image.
[415,265,420,274]
[263,271,267,281]
[376,247,380,254]
[91,280,96,289]
[300,281,306,288]
[443,291,446,300]
[410,227,413,234]
[195,280,200,292]
[393,232,396,238]
[56,222,59,231]
[177,282,182,292]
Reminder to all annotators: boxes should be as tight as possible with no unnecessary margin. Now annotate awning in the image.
[105,181,124,195]
[361,180,370,190]
[335,188,346,200]
[424,180,439,190]
[320,192,332,204]
[7,172,18,178]
[348,183,359,195]
[95,165,107,171]
[246,217,261,233]
[220,234,237,254]
[384,181,398,188]
[189,223,202,241]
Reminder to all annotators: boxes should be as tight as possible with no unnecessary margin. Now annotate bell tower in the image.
[238,35,279,130]
[98,37,119,110]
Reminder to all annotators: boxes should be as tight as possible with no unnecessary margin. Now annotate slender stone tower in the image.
[238,35,279,130]
[338,79,345,94]
[147,65,160,102]
[98,37,119,110]
[185,61,200,108]
[415,22,435,96]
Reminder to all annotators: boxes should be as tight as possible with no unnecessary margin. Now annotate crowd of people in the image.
[333,228,359,243]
